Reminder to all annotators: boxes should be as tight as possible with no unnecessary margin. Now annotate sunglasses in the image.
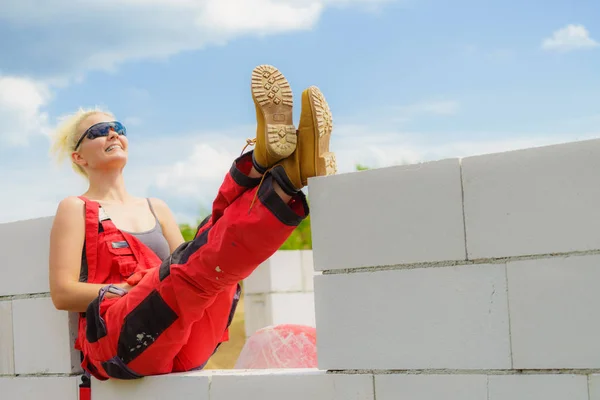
[74,121,127,150]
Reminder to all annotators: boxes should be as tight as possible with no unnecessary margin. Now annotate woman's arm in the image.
[48,197,126,313]
[149,198,186,252]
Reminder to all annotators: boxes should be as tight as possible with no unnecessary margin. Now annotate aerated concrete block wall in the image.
[0,217,82,399]
[308,138,600,399]
[0,214,318,398]
[3,138,600,399]
[243,250,317,338]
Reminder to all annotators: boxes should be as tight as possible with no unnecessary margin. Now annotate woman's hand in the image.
[115,282,134,293]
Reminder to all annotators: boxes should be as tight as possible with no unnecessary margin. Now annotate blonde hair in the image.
[50,107,115,178]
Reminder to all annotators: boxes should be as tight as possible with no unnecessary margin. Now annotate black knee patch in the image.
[159,227,212,282]
[158,256,172,281]
[117,290,178,364]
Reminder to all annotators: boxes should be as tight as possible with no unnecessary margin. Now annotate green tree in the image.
[179,222,199,242]
[279,215,312,250]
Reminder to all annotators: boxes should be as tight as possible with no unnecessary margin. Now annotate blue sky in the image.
[0,0,599,223]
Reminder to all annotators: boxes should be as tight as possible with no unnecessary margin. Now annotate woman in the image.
[48,64,336,381]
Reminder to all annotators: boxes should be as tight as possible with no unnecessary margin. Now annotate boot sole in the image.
[251,65,297,160]
[307,86,337,176]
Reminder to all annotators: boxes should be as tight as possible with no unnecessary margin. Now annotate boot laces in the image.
[249,165,274,212]
[240,138,256,155]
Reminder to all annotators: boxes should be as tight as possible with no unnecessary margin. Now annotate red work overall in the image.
[74,151,308,383]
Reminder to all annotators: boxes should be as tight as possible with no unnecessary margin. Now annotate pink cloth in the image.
[235,324,317,369]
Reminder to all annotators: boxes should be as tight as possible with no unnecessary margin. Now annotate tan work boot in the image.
[247,65,297,173]
[271,86,337,194]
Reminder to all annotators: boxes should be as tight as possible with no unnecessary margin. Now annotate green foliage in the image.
[355,163,370,171]
[179,222,198,242]
[179,217,312,250]
[279,215,312,250]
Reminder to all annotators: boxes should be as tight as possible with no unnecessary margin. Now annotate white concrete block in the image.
[0,217,54,296]
[244,294,268,337]
[507,254,600,369]
[488,375,589,400]
[94,370,373,400]
[308,159,466,271]
[0,376,78,400]
[301,250,315,291]
[375,374,487,400]
[0,301,14,375]
[210,369,374,400]
[12,297,81,374]
[244,251,303,294]
[315,264,511,370]
[244,293,316,337]
[269,292,315,328]
[93,372,210,400]
[589,374,600,400]
[462,138,600,259]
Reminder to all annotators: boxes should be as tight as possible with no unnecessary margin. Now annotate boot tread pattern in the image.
[309,86,334,138]
[252,65,296,158]
[251,65,293,107]
[268,125,297,155]
[308,86,337,176]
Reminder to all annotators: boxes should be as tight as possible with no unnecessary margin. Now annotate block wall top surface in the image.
[92,371,596,400]
[92,369,375,400]
[308,158,467,271]
[0,216,54,296]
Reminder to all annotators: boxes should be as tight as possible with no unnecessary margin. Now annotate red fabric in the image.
[75,153,307,380]
[79,387,91,400]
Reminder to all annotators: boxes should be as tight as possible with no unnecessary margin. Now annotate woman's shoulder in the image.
[146,197,172,213]
[54,196,86,219]
[146,197,178,223]
[57,195,85,210]
[51,196,86,233]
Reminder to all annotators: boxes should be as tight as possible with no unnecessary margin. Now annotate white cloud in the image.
[0,0,394,80]
[197,0,323,36]
[0,0,396,147]
[330,124,600,172]
[0,76,52,146]
[542,24,599,52]
[155,143,237,199]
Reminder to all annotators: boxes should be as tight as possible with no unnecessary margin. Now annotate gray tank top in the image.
[121,198,171,261]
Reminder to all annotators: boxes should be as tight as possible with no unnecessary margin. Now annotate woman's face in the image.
[73,113,129,174]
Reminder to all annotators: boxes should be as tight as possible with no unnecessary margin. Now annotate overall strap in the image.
[78,196,121,282]
[78,196,100,283]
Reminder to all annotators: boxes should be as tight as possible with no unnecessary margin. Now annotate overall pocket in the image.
[106,240,138,278]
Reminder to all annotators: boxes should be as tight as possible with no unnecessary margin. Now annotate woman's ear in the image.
[71,151,87,168]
